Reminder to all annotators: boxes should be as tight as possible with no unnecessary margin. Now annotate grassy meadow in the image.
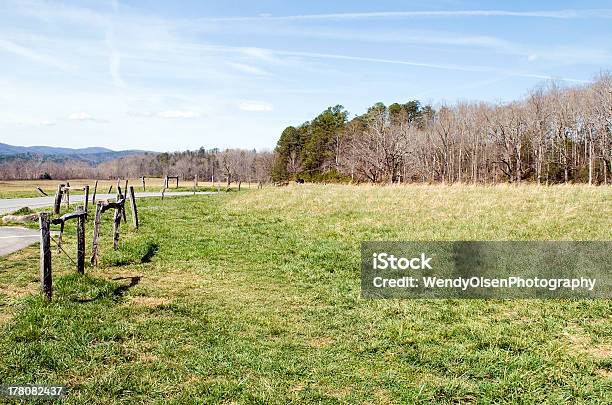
[0,183,611,404]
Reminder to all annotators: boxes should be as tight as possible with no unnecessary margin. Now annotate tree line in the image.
[273,73,612,184]
[0,149,274,185]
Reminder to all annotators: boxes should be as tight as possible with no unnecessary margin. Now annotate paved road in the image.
[0,191,215,256]
[0,227,42,256]
[0,191,215,215]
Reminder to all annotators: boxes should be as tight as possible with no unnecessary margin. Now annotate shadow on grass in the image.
[111,276,141,297]
[141,243,158,263]
[102,240,158,267]
[75,276,141,303]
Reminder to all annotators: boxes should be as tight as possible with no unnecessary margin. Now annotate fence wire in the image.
[50,235,76,266]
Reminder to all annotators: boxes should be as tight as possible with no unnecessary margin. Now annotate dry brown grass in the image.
[563,327,612,359]
[0,178,251,198]
[0,282,37,299]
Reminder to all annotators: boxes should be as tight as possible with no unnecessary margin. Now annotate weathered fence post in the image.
[113,202,122,250]
[39,213,52,300]
[91,201,103,265]
[92,180,98,205]
[65,181,70,208]
[76,206,85,274]
[53,184,63,214]
[141,176,146,191]
[83,185,89,217]
[238,180,242,191]
[129,186,138,229]
[164,176,169,189]
[176,177,179,188]
[117,186,127,223]
[194,174,198,188]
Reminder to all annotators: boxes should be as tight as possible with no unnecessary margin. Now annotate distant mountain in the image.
[0,143,152,164]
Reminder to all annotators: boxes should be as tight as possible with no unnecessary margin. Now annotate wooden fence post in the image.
[164,176,169,189]
[92,180,98,205]
[76,206,85,274]
[65,181,70,208]
[129,186,138,229]
[91,201,103,265]
[116,186,127,223]
[53,184,63,214]
[39,213,52,300]
[113,202,122,250]
[83,185,89,217]
[176,177,179,188]
[141,176,145,191]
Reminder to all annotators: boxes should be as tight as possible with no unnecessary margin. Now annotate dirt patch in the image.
[564,331,591,347]
[0,283,37,299]
[138,352,159,363]
[563,329,612,359]
[374,388,394,405]
[587,346,612,359]
[0,310,13,324]
[326,386,351,400]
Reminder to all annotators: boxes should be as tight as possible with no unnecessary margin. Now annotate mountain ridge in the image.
[0,143,152,164]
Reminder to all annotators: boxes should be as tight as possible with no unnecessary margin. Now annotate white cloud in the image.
[238,101,274,112]
[239,47,280,63]
[106,28,125,88]
[204,9,612,22]
[1,117,57,126]
[228,62,270,76]
[0,38,72,71]
[157,110,201,119]
[68,112,106,122]
[257,48,590,83]
[127,111,154,117]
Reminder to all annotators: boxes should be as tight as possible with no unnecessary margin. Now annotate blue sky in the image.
[1,0,611,152]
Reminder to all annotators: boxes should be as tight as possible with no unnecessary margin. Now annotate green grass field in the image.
[1,184,611,404]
